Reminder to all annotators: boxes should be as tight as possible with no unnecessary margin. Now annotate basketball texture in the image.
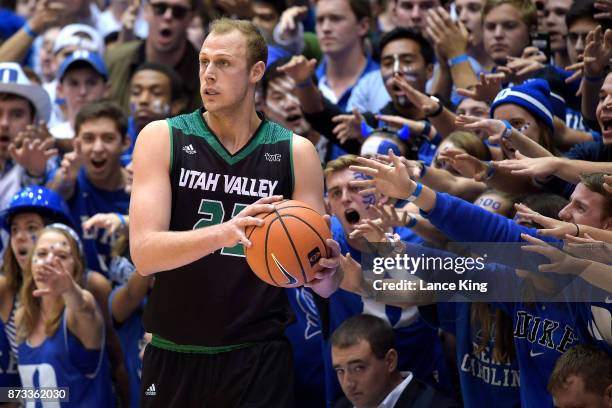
[245,200,331,287]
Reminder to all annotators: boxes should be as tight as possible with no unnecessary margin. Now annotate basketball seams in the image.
[276,214,329,259]
[274,211,309,286]
[263,215,281,286]
[246,211,277,240]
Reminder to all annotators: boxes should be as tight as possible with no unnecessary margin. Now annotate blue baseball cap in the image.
[58,50,108,81]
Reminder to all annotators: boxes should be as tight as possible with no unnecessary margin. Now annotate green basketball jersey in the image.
[143,109,295,346]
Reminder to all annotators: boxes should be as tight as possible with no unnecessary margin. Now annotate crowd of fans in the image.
[0,0,611,407]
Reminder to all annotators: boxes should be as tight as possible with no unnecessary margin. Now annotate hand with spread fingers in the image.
[456,72,505,103]
[348,218,387,242]
[332,108,367,144]
[10,123,58,177]
[514,203,580,238]
[455,114,506,141]
[583,26,612,78]
[441,149,491,181]
[425,7,469,60]
[277,5,309,40]
[520,233,585,275]
[495,152,559,178]
[497,56,545,84]
[32,256,77,298]
[563,234,612,265]
[277,55,317,86]
[392,74,441,116]
[348,150,416,200]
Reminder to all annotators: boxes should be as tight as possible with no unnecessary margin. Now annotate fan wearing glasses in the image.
[105,0,202,112]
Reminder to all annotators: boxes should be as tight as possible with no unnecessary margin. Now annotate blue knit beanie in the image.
[490,79,555,132]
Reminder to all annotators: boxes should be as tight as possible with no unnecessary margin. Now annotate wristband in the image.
[116,213,126,227]
[448,54,469,67]
[407,182,423,202]
[296,77,313,89]
[501,120,513,140]
[22,21,39,38]
[484,161,496,180]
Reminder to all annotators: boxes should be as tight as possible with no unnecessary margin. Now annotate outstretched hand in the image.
[348,150,416,200]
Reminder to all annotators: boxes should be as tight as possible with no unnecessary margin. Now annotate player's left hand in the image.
[306,215,342,298]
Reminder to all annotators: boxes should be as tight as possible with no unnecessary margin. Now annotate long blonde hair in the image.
[16,227,86,343]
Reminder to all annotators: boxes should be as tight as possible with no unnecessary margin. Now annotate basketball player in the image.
[129,19,342,407]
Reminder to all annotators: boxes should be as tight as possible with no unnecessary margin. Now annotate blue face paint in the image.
[377,140,401,156]
[353,172,376,208]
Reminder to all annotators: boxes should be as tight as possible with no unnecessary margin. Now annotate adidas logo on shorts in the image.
[145,384,157,396]
[183,144,196,155]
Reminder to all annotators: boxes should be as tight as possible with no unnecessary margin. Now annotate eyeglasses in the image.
[149,2,191,19]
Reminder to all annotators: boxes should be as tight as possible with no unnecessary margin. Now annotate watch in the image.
[425,96,443,118]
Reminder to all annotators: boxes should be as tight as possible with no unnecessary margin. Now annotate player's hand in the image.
[332,108,366,144]
[277,55,317,86]
[349,150,416,200]
[457,72,504,103]
[222,195,284,248]
[306,238,342,298]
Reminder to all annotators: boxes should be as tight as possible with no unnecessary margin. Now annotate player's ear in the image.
[251,61,266,84]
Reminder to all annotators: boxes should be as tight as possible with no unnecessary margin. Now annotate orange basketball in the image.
[245,200,331,287]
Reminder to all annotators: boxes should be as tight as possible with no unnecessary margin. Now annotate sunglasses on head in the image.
[150,1,190,19]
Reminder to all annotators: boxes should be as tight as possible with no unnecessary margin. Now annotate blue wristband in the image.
[296,78,313,89]
[501,120,512,139]
[22,21,38,38]
[448,54,469,67]
[407,182,423,202]
[116,213,126,227]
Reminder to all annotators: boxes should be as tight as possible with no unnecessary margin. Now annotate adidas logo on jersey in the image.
[265,153,281,162]
[183,144,196,155]
[145,384,156,396]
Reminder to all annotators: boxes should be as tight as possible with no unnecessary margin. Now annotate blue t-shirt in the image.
[421,303,521,408]
[17,313,113,408]
[67,169,130,276]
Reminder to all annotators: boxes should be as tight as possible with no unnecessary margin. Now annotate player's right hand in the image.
[222,195,284,248]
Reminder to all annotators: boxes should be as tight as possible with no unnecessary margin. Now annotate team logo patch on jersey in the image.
[183,144,196,155]
[265,153,281,162]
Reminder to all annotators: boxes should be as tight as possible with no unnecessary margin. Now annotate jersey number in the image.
[193,199,248,257]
